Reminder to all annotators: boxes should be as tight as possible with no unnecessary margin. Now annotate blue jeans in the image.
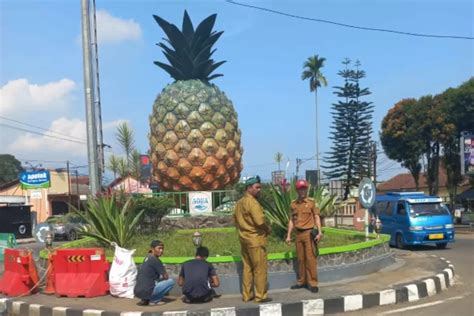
[150,279,175,303]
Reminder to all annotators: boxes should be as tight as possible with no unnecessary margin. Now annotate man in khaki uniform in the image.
[286,179,322,293]
[234,176,272,303]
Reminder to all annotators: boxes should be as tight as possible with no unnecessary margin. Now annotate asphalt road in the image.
[334,233,474,316]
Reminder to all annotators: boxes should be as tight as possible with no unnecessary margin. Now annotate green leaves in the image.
[153,11,225,82]
[73,195,145,248]
[0,154,23,185]
[261,182,339,239]
[302,55,328,92]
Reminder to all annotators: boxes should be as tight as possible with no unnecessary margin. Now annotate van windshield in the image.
[408,203,450,217]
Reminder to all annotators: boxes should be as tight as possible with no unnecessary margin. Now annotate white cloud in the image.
[7,117,87,157]
[4,116,129,162]
[0,78,76,116]
[96,10,142,44]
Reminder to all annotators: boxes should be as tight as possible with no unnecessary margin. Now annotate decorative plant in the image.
[309,186,339,218]
[73,195,145,248]
[261,181,339,238]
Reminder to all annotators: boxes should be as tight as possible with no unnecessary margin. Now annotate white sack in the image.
[109,243,137,299]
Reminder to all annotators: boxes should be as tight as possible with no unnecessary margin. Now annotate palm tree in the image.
[107,154,121,179]
[302,55,328,186]
[274,152,284,171]
[116,122,135,169]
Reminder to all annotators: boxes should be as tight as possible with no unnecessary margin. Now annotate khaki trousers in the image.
[295,230,318,287]
[240,245,268,302]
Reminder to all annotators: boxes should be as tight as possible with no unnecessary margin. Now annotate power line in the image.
[0,116,87,142]
[226,0,473,40]
[1,123,87,145]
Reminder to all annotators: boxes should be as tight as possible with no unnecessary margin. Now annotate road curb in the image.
[0,256,455,315]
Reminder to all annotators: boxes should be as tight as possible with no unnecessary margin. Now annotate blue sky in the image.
[1,0,473,184]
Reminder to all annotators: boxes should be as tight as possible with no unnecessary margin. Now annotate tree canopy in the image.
[0,154,24,185]
[380,77,473,203]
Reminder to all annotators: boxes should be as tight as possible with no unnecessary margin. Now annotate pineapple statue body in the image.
[149,11,243,191]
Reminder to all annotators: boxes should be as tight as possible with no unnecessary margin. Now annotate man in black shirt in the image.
[178,246,220,303]
[134,240,175,306]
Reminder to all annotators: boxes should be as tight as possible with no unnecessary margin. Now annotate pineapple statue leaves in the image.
[149,11,243,192]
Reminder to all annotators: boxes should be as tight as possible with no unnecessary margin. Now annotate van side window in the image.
[376,202,385,216]
[386,202,395,216]
[397,202,406,216]
[377,201,392,216]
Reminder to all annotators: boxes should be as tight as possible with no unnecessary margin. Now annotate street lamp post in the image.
[192,231,203,247]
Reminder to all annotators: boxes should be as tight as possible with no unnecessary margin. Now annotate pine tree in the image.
[325,59,374,199]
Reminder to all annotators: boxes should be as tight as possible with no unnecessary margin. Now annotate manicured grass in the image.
[72,227,366,258]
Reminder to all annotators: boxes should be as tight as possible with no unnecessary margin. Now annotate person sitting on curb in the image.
[134,240,175,306]
[178,246,221,303]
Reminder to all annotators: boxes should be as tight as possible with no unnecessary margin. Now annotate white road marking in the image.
[379,295,467,315]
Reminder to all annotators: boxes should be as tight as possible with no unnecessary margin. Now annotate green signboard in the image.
[20,170,51,189]
[0,233,17,262]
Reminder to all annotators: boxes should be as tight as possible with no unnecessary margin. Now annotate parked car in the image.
[375,192,455,249]
[44,214,88,241]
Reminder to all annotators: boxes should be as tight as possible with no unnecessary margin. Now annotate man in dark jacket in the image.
[134,240,175,306]
[178,246,220,303]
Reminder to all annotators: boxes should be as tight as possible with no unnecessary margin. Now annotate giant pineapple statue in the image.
[149,11,243,191]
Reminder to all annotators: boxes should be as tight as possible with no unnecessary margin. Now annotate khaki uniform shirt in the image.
[290,198,320,230]
[234,193,270,247]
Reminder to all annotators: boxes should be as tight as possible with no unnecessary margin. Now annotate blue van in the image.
[375,192,455,249]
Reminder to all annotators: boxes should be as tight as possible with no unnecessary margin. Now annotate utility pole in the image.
[90,0,105,183]
[67,160,71,211]
[81,0,100,196]
[295,158,301,180]
[75,170,80,210]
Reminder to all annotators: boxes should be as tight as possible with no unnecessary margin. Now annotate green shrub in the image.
[133,195,175,227]
[73,195,145,248]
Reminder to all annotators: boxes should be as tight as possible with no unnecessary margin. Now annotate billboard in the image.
[271,171,285,185]
[20,170,51,189]
[189,191,213,216]
[461,134,474,176]
[140,154,151,182]
[305,170,318,186]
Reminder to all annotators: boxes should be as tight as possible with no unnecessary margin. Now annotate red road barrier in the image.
[0,248,39,296]
[51,248,109,298]
[42,252,55,295]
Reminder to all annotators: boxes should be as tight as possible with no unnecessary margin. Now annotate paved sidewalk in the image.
[0,250,455,315]
[455,224,474,234]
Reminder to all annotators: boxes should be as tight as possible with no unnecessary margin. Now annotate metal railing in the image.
[140,190,239,217]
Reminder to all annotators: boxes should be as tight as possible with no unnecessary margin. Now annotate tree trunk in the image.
[433,142,440,195]
[315,89,320,186]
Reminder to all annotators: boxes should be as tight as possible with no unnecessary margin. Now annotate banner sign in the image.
[189,191,213,215]
[461,134,474,176]
[20,170,51,189]
[30,190,43,200]
[0,233,16,262]
[140,154,152,182]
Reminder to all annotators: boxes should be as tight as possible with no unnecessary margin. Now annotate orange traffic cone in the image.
[43,253,55,295]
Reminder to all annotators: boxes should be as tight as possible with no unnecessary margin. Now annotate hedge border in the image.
[40,227,389,264]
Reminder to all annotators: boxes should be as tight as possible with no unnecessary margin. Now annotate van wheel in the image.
[396,233,405,249]
[436,242,447,249]
[68,230,77,241]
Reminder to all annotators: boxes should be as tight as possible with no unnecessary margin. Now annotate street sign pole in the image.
[358,177,376,240]
[365,206,369,239]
